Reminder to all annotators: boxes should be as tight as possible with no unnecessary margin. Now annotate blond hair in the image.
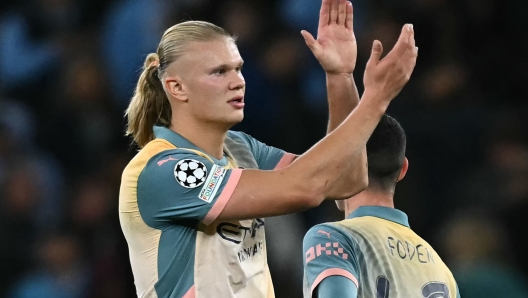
[125,21,233,148]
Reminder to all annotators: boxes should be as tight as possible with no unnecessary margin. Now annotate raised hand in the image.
[363,24,418,102]
[301,0,357,75]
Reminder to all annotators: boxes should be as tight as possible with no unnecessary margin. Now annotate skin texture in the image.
[159,38,245,160]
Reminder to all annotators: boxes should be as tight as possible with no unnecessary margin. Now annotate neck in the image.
[344,188,394,218]
[170,113,228,160]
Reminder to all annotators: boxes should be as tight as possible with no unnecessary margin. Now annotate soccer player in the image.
[119,0,418,296]
[302,114,460,298]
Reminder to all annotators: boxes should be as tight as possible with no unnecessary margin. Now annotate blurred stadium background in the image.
[1,0,528,297]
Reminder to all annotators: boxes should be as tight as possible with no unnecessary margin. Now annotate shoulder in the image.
[227,130,255,145]
[138,146,218,185]
[303,223,352,247]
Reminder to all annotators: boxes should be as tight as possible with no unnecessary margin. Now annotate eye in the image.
[213,68,227,75]
[236,65,243,72]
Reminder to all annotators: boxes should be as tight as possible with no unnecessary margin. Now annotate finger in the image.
[319,0,331,28]
[337,0,346,26]
[407,23,414,47]
[404,24,418,63]
[301,30,323,57]
[345,1,353,30]
[330,0,338,24]
[367,40,383,66]
[394,24,412,52]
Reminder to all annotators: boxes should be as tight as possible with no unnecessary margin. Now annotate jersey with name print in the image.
[119,126,295,298]
[303,206,460,298]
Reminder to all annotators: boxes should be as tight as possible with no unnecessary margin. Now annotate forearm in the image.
[326,73,360,133]
[325,72,369,200]
[288,92,387,200]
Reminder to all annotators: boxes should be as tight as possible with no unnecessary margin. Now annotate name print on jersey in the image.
[387,236,435,264]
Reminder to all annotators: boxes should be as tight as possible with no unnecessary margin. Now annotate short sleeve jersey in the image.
[302,206,460,298]
[119,126,296,298]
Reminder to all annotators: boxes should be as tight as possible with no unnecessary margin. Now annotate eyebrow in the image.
[211,61,244,70]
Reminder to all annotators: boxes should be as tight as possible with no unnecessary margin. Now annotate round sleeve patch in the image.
[174,159,207,188]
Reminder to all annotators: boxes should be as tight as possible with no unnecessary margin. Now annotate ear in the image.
[397,157,409,182]
[164,75,187,102]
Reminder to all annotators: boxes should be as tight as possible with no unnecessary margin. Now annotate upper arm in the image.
[303,225,360,298]
[137,150,242,226]
[230,131,296,170]
[314,275,358,298]
[216,167,316,221]
[213,133,315,221]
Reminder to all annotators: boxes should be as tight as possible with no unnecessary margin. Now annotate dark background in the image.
[1,0,528,297]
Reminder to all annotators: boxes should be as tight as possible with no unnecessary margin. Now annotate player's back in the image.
[303,206,460,298]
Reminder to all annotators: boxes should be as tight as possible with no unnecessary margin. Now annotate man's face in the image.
[169,37,246,128]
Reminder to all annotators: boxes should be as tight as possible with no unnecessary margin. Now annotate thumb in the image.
[367,40,383,65]
[301,30,322,57]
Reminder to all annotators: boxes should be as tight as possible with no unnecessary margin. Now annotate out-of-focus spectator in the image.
[100,0,175,109]
[0,0,527,297]
[39,54,123,175]
[0,0,81,91]
[439,211,528,298]
[8,233,90,298]
[67,175,130,298]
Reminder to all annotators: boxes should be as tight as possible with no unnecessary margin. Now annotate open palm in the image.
[302,0,357,74]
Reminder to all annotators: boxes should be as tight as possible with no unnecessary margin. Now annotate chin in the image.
[217,111,244,129]
[228,110,244,124]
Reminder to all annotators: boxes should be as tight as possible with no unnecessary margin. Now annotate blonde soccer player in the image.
[119,0,418,296]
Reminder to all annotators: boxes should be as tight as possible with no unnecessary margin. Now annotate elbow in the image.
[290,178,327,210]
[356,169,369,192]
[304,192,325,209]
[352,174,369,197]
[348,163,369,196]
[328,166,369,201]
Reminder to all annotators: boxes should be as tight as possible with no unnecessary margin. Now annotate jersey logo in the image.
[305,242,348,263]
[198,164,227,203]
[217,219,264,244]
[157,155,177,166]
[317,230,332,238]
[174,159,207,188]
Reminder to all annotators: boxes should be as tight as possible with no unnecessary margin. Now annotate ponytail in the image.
[125,53,172,148]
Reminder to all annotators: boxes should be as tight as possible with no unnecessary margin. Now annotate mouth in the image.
[228,96,244,104]
[228,96,245,109]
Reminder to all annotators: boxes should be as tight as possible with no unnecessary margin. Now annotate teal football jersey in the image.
[120,126,295,298]
[303,206,460,298]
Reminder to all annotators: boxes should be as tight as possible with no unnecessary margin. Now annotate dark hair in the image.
[366,114,407,191]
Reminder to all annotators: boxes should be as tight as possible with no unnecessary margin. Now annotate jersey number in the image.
[376,276,450,298]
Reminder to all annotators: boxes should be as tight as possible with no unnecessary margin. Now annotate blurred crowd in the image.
[1,0,528,297]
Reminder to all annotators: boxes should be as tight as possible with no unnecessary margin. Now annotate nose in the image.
[229,71,245,90]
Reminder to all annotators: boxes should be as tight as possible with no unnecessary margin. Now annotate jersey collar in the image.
[153,125,228,165]
[347,206,410,227]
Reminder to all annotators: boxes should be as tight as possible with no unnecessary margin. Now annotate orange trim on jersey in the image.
[311,268,358,297]
[182,285,195,298]
[274,153,296,170]
[203,169,242,225]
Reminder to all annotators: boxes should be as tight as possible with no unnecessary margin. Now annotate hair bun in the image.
[145,53,160,68]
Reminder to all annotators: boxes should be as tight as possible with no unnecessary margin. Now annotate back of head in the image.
[366,114,407,192]
[125,21,233,148]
